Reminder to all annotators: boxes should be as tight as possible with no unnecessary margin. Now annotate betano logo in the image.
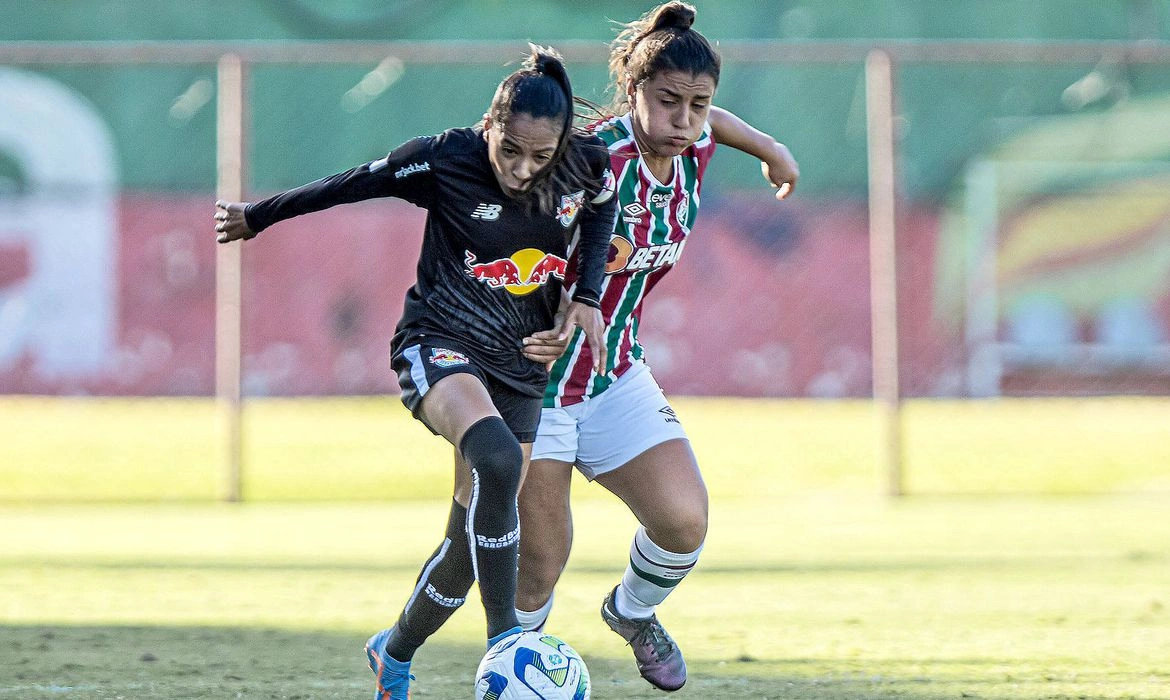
[604,235,686,275]
[464,248,567,295]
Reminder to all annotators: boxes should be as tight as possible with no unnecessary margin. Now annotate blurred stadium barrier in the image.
[2,39,1168,400]
[1,32,1168,499]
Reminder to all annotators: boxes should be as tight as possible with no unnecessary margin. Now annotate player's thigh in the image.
[419,372,500,446]
[594,438,708,548]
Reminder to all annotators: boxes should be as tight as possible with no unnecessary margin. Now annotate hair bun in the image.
[525,43,566,75]
[652,2,696,31]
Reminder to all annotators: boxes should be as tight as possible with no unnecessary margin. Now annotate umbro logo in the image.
[622,202,647,224]
[659,406,680,424]
[471,203,503,221]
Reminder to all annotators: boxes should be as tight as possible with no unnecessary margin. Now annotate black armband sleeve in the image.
[570,165,618,308]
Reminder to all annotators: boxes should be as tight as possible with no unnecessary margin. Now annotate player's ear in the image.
[482,114,493,138]
[625,78,637,106]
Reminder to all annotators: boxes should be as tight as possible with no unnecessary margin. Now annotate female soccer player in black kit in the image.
[214,46,616,699]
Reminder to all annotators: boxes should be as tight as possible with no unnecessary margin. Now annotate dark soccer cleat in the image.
[364,627,414,699]
[600,586,687,691]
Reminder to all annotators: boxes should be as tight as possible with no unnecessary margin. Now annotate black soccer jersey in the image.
[244,127,617,396]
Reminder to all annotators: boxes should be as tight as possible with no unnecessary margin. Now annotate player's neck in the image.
[630,121,674,184]
[641,151,674,184]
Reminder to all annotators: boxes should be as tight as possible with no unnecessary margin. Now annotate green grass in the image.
[2,396,1169,500]
[1,496,1168,698]
[0,397,1168,697]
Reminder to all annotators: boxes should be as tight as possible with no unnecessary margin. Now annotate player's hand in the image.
[522,328,571,369]
[214,200,256,243]
[762,142,799,200]
[556,301,607,375]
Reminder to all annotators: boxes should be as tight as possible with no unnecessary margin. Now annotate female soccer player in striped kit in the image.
[214,46,616,700]
[513,3,799,692]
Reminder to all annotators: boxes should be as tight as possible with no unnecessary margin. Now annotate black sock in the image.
[460,416,523,639]
[385,499,474,661]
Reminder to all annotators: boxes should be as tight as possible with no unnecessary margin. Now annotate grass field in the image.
[1,397,1168,698]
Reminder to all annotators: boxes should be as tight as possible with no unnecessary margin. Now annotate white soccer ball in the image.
[474,631,590,700]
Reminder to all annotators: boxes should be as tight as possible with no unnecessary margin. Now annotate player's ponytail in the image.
[531,49,576,169]
[607,1,721,113]
[488,45,605,217]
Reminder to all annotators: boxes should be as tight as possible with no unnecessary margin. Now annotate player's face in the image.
[484,113,563,197]
[628,70,716,158]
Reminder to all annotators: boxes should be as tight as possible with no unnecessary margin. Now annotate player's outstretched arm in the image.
[214,200,257,243]
[708,106,799,200]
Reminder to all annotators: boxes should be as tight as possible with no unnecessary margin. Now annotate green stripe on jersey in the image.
[544,327,582,403]
[591,271,646,396]
[679,153,701,228]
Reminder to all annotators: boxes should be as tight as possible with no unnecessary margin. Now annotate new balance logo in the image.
[471,203,503,221]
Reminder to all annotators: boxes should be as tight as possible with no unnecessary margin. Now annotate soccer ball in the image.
[475,631,590,700]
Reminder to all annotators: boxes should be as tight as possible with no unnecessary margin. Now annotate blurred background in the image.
[1,0,1169,499]
[4,9,1169,698]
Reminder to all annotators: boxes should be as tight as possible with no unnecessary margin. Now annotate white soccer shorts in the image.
[532,363,688,479]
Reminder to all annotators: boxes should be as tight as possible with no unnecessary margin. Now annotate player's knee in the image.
[674,512,708,552]
[648,504,707,553]
[460,416,523,496]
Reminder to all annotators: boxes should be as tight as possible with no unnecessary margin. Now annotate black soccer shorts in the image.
[391,337,541,443]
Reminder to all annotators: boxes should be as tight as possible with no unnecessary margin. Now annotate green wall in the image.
[4,1,1169,198]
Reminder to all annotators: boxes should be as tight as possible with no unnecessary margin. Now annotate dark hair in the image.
[488,45,604,216]
[608,2,721,113]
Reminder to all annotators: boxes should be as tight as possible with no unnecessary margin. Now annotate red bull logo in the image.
[556,190,585,227]
[465,248,567,296]
[429,348,469,368]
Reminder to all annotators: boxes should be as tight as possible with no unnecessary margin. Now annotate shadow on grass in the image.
[2,624,1164,700]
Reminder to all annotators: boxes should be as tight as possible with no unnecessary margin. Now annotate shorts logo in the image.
[429,348,469,368]
[471,203,503,221]
[659,406,680,424]
[476,526,520,549]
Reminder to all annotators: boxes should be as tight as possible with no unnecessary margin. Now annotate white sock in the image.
[615,526,702,620]
[515,592,554,632]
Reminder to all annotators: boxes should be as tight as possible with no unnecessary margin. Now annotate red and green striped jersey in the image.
[547,113,716,407]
